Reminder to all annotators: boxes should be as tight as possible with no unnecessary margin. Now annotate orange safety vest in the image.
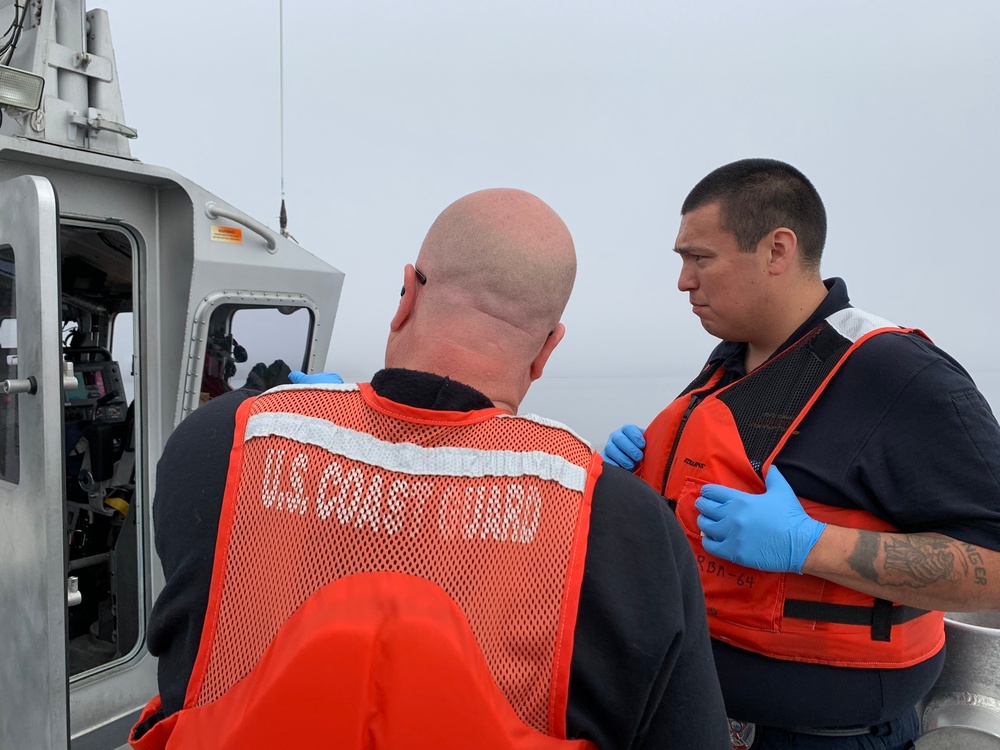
[639,308,945,669]
[131,383,602,749]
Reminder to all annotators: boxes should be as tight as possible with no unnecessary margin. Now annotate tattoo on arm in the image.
[965,543,989,586]
[847,532,988,589]
[847,531,879,582]
[882,536,960,588]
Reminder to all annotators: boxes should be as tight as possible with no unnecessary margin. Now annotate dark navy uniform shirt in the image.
[703,278,1000,728]
[140,369,730,749]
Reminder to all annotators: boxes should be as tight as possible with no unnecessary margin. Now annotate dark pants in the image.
[748,708,919,750]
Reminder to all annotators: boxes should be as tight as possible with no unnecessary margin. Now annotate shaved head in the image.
[385,188,577,412]
[415,188,576,336]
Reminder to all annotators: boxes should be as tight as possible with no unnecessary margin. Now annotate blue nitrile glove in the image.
[695,465,826,574]
[601,424,646,470]
[288,370,344,384]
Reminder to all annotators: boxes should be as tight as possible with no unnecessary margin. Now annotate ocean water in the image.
[520,371,1000,450]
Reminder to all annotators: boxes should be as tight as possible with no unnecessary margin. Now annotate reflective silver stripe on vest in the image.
[244,412,589,492]
[826,307,899,343]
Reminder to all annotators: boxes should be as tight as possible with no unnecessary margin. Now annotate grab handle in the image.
[205,201,277,253]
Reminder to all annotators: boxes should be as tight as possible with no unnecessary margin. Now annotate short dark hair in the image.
[681,158,826,269]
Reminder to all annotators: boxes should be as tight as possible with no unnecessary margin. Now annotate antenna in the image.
[278,0,288,238]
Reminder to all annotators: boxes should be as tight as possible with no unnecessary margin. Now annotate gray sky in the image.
[97,0,999,443]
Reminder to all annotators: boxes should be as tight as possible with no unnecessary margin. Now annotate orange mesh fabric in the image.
[150,573,596,750]
[190,384,596,736]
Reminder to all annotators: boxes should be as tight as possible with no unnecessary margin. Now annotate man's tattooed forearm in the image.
[847,533,986,589]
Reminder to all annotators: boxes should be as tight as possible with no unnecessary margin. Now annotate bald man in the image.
[131,190,728,750]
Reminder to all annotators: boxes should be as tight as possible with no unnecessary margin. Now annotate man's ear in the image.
[766,227,798,275]
[390,265,419,332]
[529,323,565,382]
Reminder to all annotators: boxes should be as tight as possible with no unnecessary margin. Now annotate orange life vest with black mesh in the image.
[130,383,602,750]
[638,308,945,669]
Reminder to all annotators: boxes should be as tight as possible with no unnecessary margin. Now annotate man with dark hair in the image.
[603,158,1000,749]
[680,158,827,270]
[131,188,729,749]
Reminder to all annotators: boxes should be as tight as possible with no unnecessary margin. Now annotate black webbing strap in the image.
[783,598,929,642]
[872,598,894,641]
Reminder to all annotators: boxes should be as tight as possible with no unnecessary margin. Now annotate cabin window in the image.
[111,312,135,405]
[200,304,313,404]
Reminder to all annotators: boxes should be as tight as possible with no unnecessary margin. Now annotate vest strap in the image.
[783,598,929,642]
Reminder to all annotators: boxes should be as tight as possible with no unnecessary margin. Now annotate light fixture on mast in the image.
[0,63,43,111]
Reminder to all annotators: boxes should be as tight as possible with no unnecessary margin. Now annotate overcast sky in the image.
[96,0,999,443]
